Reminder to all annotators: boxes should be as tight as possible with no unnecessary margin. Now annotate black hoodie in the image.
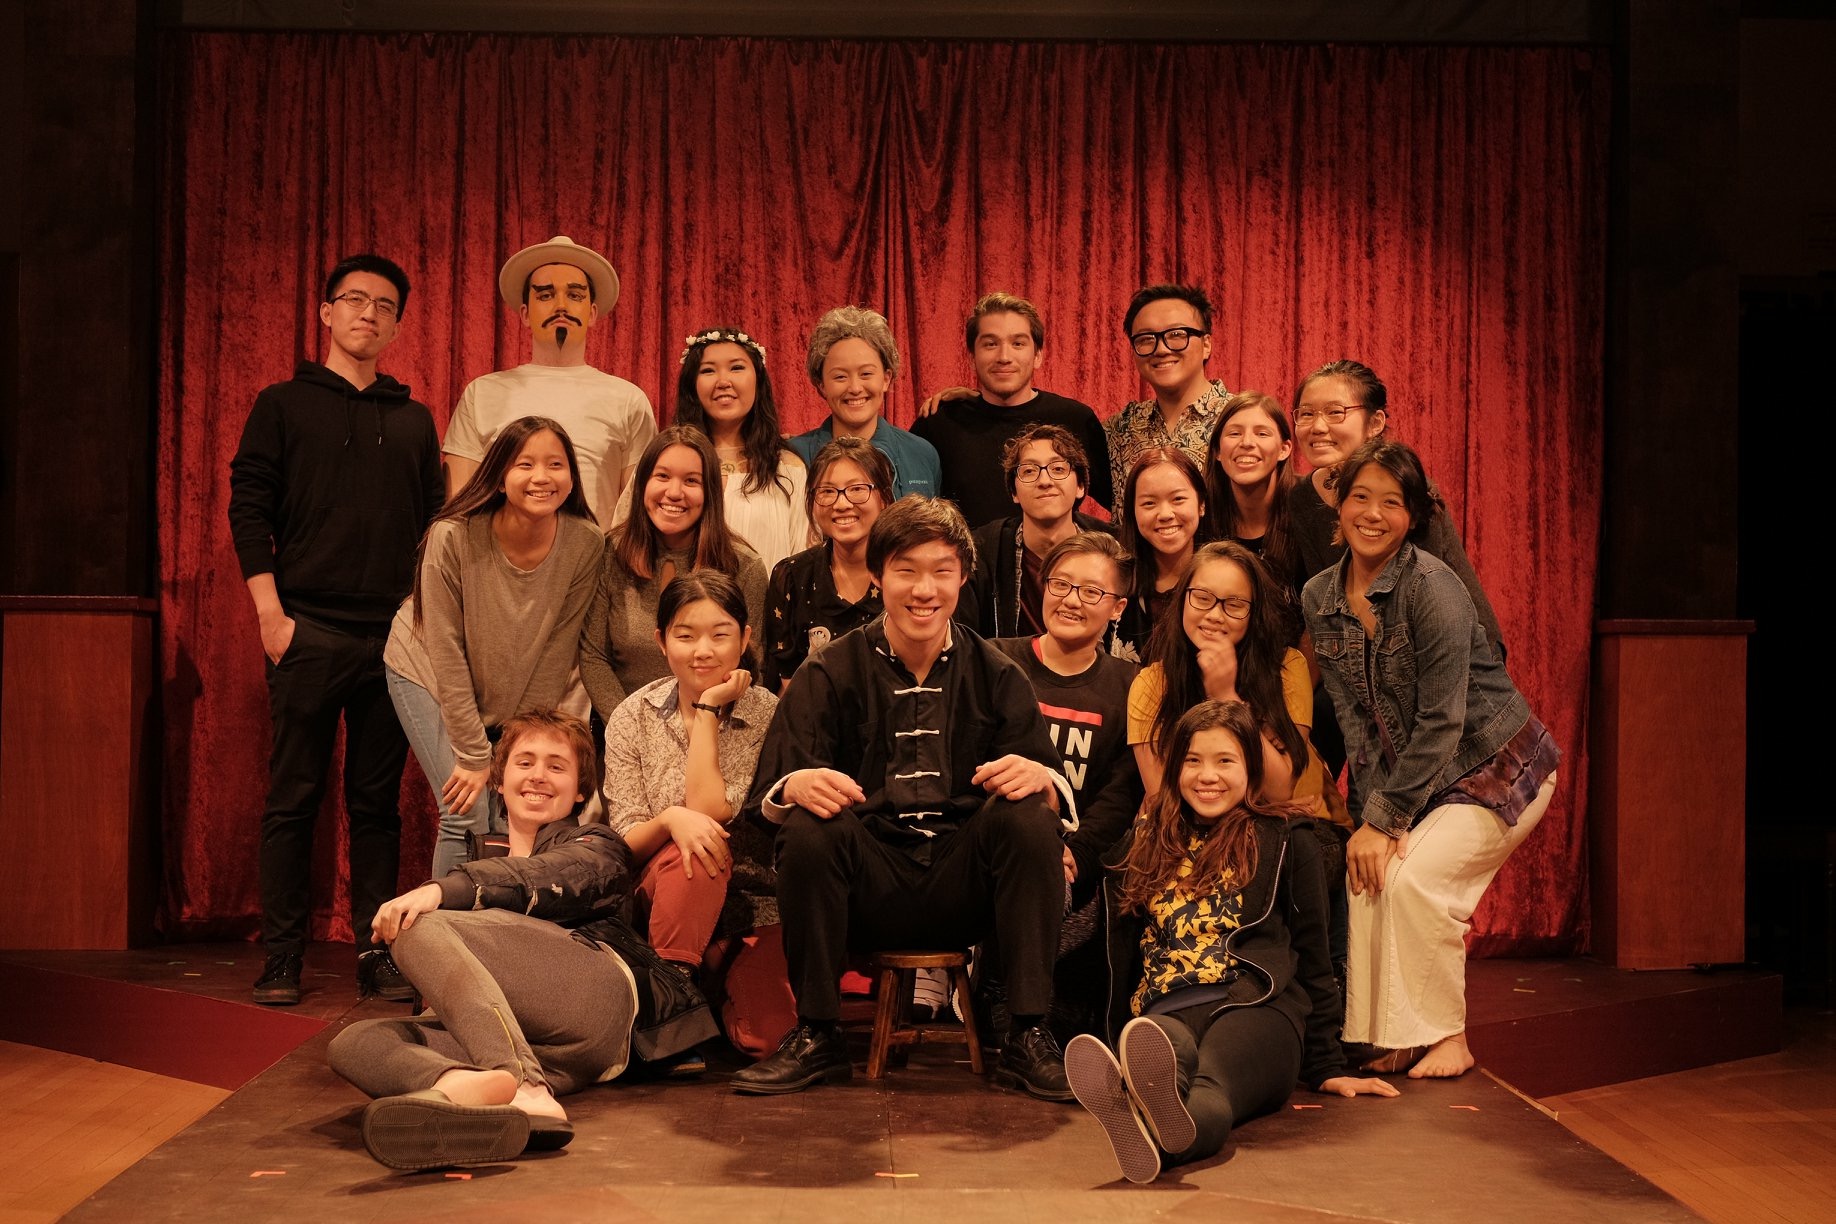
[228,360,444,629]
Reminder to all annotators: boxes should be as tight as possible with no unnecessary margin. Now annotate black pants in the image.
[774,795,1064,1022]
[1150,999,1302,1165]
[260,615,406,953]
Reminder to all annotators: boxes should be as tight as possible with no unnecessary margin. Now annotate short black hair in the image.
[1122,283,1213,336]
[325,253,411,320]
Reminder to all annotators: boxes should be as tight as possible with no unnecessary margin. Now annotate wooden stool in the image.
[866,950,984,1079]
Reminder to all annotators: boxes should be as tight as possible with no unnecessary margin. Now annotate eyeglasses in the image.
[813,482,879,507]
[1186,587,1251,619]
[1292,404,1366,428]
[1045,576,1118,605]
[329,290,399,320]
[1129,327,1209,357]
[1015,460,1074,484]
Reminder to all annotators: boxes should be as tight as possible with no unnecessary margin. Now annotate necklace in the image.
[715,443,743,479]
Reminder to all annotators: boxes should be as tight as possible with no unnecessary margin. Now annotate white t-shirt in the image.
[445,363,657,524]
[724,455,815,572]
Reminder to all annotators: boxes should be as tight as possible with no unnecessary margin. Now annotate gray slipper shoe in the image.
[360,1089,532,1171]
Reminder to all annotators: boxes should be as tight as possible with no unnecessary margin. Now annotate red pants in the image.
[635,845,796,1060]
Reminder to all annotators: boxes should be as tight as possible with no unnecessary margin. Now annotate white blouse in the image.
[724,452,815,571]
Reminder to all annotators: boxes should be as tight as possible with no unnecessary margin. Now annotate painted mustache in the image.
[542,313,583,329]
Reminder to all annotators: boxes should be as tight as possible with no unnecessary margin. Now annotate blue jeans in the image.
[386,668,501,878]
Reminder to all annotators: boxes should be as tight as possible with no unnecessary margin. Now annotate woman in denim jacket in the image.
[1301,439,1559,1080]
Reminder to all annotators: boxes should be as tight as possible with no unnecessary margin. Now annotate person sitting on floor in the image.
[1066,700,1395,1185]
[731,495,1078,1101]
[328,710,713,1172]
[602,572,795,1061]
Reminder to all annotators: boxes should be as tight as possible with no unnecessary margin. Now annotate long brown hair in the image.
[611,425,746,580]
[413,416,593,624]
[1204,391,1298,587]
[1118,700,1275,914]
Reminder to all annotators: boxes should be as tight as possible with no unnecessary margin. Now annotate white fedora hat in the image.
[498,235,620,312]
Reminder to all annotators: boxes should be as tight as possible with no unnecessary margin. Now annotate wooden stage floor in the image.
[2,944,1707,1223]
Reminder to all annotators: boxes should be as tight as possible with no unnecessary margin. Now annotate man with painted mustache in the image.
[444,236,656,524]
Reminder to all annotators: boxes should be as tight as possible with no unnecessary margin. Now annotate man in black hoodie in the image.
[228,254,444,1005]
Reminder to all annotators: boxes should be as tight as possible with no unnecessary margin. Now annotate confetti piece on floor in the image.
[1291,1104,1323,1110]
[1450,1105,1480,1112]
[184,972,203,977]
[874,1172,919,1178]
[250,1170,286,1178]
[1512,987,1535,993]
[167,960,186,965]
[1564,977,1583,982]
[444,1173,472,1181]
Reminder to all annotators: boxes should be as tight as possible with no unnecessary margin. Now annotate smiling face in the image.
[1041,551,1126,654]
[657,596,750,703]
[1131,460,1203,560]
[1128,297,1212,400]
[1182,557,1253,650]
[1012,438,1085,527]
[1178,725,1250,824]
[1338,462,1414,570]
[820,336,890,434]
[972,310,1041,405]
[497,729,586,829]
[1294,374,1386,471]
[644,443,707,549]
[875,538,965,655]
[695,342,758,431]
[319,270,401,366]
[811,456,884,547]
[1214,404,1292,489]
[501,428,573,517]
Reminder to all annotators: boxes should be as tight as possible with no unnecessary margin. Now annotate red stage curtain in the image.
[156,32,1608,952]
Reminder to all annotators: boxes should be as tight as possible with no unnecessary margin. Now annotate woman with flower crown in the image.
[670,327,815,571]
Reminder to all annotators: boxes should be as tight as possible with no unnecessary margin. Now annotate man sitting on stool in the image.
[732,496,1076,1101]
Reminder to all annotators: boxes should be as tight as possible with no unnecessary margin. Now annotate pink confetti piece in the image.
[874,1172,919,1178]
[444,1173,473,1181]
[184,972,203,977]
[1450,1105,1480,1112]
[250,1170,286,1178]
[1512,987,1535,993]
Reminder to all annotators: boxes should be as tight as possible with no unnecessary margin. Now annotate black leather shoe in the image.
[252,951,303,1006]
[994,1024,1074,1102]
[359,949,416,1002]
[730,1024,853,1095]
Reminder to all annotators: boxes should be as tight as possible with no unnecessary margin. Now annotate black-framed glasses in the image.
[1293,404,1367,428]
[1186,587,1251,619]
[1129,326,1208,357]
[329,290,399,320]
[1015,460,1074,484]
[813,482,878,507]
[1045,576,1118,605]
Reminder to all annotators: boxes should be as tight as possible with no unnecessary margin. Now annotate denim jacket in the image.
[1301,543,1530,838]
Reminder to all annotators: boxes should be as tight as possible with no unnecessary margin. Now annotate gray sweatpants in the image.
[329,909,635,1098]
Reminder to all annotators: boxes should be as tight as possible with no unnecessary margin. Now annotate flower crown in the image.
[680,328,766,367]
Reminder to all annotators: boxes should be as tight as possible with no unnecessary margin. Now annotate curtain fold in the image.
[157,31,1608,952]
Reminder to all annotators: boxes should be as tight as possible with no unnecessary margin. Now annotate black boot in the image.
[995,1023,1073,1102]
[358,949,416,1002]
[730,1023,853,1095]
[252,951,302,1006]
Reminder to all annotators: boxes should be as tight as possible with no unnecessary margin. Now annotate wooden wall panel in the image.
[0,602,157,949]
[1589,622,1749,969]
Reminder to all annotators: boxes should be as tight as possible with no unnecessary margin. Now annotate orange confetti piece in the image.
[1512,987,1535,993]
[1291,1104,1323,1110]
[1450,1105,1480,1111]
[874,1172,919,1178]
[444,1173,473,1181]
[250,1170,286,1178]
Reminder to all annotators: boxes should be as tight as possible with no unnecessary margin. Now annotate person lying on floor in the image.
[732,494,1079,1101]
[1065,700,1395,1185]
[328,709,714,1172]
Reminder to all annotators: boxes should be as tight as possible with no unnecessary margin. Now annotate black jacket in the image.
[964,512,1115,640]
[228,360,443,629]
[1103,815,1347,1090]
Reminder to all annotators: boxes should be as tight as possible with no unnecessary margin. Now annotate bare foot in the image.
[1360,1046,1427,1075]
[512,1080,568,1122]
[1407,1034,1475,1079]
[431,1067,517,1106]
